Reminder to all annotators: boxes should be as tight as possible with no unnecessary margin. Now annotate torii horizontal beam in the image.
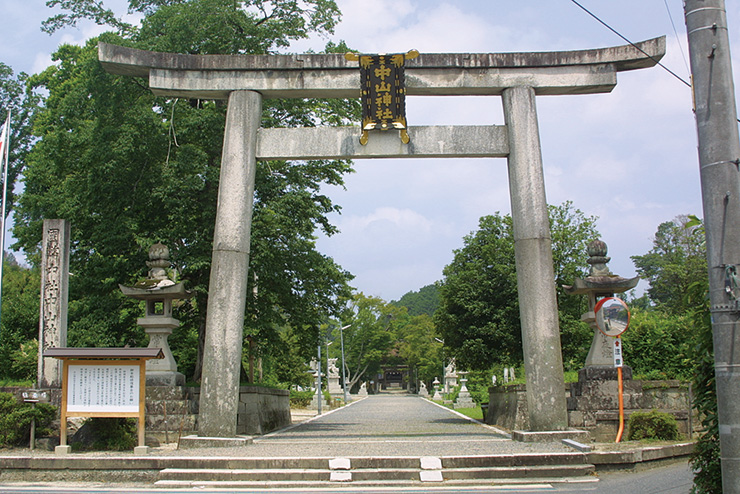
[256,125,508,160]
[99,37,665,99]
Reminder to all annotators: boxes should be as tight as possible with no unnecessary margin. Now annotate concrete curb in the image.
[588,441,695,471]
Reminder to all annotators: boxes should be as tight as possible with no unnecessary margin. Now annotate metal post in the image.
[340,324,350,403]
[685,1,740,490]
[317,340,322,415]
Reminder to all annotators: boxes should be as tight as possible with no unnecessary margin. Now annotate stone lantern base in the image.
[146,370,186,387]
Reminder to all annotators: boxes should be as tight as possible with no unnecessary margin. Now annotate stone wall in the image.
[2,385,291,439]
[487,380,695,441]
[188,385,291,436]
[237,386,291,435]
[486,384,530,431]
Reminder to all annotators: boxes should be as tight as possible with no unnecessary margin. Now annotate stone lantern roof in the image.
[563,239,639,296]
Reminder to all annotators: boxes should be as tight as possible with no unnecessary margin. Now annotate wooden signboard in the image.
[45,348,163,451]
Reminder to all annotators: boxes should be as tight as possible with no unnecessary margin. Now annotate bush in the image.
[627,410,680,441]
[0,392,56,447]
[289,389,314,408]
[10,339,38,382]
[71,418,137,451]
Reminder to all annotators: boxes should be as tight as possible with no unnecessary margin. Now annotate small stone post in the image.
[37,219,71,389]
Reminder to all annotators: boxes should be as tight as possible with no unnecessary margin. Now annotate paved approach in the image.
[245,394,572,458]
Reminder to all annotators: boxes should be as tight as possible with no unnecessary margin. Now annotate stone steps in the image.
[144,386,199,444]
[154,454,595,487]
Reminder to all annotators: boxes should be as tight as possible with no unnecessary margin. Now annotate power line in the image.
[663,0,691,75]
[568,0,692,88]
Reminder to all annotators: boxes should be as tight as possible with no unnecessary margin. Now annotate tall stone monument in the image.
[37,219,71,389]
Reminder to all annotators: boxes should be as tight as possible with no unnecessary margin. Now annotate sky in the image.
[1,0,738,303]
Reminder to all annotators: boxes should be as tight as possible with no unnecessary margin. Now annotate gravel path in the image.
[244,395,572,457]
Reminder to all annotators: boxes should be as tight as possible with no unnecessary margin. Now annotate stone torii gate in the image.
[99,37,665,439]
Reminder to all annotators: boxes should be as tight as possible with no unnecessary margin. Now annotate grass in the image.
[454,406,484,421]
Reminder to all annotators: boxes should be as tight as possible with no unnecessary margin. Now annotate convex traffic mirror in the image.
[594,297,630,337]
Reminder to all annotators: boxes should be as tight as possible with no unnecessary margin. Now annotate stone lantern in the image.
[563,239,639,379]
[120,243,192,386]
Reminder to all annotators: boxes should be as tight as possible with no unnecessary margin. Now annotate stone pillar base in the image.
[512,429,590,443]
[133,445,150,455]
[179,435,253,449]
[55,445,72,456]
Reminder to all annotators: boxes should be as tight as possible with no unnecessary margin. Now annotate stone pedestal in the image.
[327,376,342,395]
[357,383,368,397]
[454,374,475,409]
[310,388,327,409]
[138,316,185,386]
[568,369,639,441]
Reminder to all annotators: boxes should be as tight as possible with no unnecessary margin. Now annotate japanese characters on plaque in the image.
[67,364,139,413]
[346,50,419,145]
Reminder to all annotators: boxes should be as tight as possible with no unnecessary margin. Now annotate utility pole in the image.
[685,1,740,491]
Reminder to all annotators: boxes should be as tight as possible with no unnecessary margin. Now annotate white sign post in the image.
[613,338,623,368]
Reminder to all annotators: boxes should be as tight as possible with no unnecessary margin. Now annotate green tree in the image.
[392,284,440,317]
[0,255,41,381]
[435,213,519,370]
[394,313,443,388]
[336,293,398,391]
[435,202,599,370]
[13,1,356,382]
[631,215,707,312]
[0,63,41,219]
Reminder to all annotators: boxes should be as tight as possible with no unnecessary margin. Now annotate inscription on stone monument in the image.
[38,219,71,388]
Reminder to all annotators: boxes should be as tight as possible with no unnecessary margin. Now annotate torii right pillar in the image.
[503,86,568,431]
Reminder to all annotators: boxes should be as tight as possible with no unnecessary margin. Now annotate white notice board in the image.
[66,364,140,413]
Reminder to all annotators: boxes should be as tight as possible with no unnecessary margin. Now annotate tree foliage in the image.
[631,215,707,312]
[620,308,694,380]
[332,293,399,390]
[0,255,41,381]
[391,284,440,317]
[435,201,599,370]
[13,1,356,382]
[0,63,41,219]
[394,313,442,387]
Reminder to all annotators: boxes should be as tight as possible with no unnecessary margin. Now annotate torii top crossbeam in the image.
[99,37,665,99]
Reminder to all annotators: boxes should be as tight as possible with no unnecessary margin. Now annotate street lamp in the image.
[316,338,323,415]
[434,337,445,395]
[340,324,351,404]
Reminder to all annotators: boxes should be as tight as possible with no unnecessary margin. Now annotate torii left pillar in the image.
[198,91,262,438]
